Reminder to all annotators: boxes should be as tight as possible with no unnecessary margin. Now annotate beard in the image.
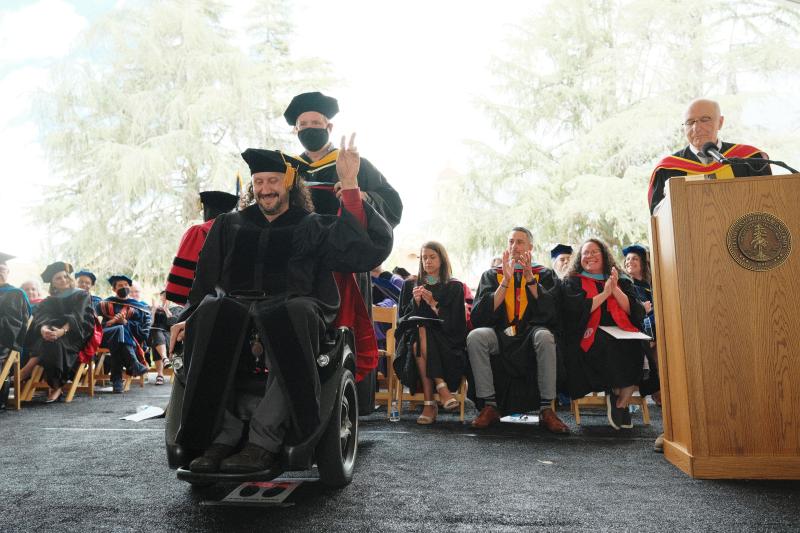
[256,192,288,216]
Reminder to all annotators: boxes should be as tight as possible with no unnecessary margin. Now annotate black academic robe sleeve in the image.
[295,202,393,275]
[357,157,403,228]
[0,290,30,352]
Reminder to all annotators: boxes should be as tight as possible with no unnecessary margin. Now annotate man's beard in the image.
[257,193,288,216]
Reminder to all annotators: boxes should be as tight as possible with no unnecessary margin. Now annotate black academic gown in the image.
[560,275,647,398]
[301,150,403,322]
[176,201,392,450]
[470,267,559,413]
[394,279,467,392]
[0,285,30,359]
[648,142,771,214]
[24,288,95,389]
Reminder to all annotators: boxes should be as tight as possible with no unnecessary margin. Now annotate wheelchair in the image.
[164,326,359,488]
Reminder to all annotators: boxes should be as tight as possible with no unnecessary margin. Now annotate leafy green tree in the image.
[436,0,800,266]
[34,0,331,287]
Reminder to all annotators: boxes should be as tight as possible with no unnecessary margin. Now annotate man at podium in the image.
[647,98,771,214]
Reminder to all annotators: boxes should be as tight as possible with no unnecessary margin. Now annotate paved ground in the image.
[1,381,799,532]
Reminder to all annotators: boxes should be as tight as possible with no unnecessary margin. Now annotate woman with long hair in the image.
[395,241,467,424]
[560,238,647,429]
[20,262,95,402]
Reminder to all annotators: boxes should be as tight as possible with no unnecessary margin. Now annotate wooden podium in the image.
[650,174,800,479]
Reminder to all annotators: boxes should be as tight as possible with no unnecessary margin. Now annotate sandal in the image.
[436,382,458,411]
[155,375,165,386]
[416,401,437,425]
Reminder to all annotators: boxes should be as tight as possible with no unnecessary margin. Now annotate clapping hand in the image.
[501,250,514,281]
[520,251,535,282]
[604,267,619,295]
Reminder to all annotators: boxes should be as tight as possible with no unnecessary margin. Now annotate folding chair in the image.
[372,305,398,418]
[571,391,650,425]
[94,348,144,392]
[0,349,22,410]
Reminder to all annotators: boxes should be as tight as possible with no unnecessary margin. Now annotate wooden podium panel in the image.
[651,174,800,479]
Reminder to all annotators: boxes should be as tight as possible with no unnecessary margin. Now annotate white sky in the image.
[0,0,526,283]
[1,0,798,287]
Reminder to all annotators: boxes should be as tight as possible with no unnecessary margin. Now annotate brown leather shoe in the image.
[471,405,501,429]
[539,407,569,434]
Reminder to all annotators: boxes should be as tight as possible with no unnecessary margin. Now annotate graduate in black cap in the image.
[97,274,151,392]
[550,244,573,280]
[0,252,31,409]
[20,262,95,402]
[171,138,392,474]
[165,191,240,305]
[75,270,101,308]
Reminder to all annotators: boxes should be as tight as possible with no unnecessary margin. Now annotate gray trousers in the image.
[213,369,289,453]
[466,326,557,401]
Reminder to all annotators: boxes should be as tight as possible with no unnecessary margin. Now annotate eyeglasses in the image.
[581,249,602,257]
[682,116,713,128]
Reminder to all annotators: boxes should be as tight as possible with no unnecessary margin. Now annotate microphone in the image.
[700,141,728,164]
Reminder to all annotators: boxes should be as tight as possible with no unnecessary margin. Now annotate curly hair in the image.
[240,178,314,213]
[566,237,619,278]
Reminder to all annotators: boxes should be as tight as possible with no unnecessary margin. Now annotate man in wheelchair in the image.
[169,136,392,475]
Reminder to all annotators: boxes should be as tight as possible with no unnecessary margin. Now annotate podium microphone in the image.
[700,142,729,164]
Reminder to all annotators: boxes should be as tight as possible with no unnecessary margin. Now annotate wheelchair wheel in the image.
[316,368,358,487]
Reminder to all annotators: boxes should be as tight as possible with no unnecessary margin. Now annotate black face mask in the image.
[298,127,329,152]
[116,287,131,298]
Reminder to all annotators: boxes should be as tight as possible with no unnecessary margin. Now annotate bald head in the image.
[683,98,724,151]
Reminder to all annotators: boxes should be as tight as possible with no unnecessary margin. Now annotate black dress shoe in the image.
[220,442,278,474]
[189,443,235,473]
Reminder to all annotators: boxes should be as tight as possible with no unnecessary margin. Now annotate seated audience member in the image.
[148,290,182,385]
[20,262,94,402]
[21,280,44,310]
[130,282,147,305]
[467,228,568,433]
[394,242,467,424]
[165,190,239,305]
[0,253,31,410]
[371,265,403,305]
[75,270,101,308]
[622,245,654,337]
[98,275,151,393]
[550,244,573,280]
[560,238,647,430]
[392,266,414,282]
[622,243,663,450]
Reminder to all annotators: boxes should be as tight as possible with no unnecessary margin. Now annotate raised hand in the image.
[336,133,360,190]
